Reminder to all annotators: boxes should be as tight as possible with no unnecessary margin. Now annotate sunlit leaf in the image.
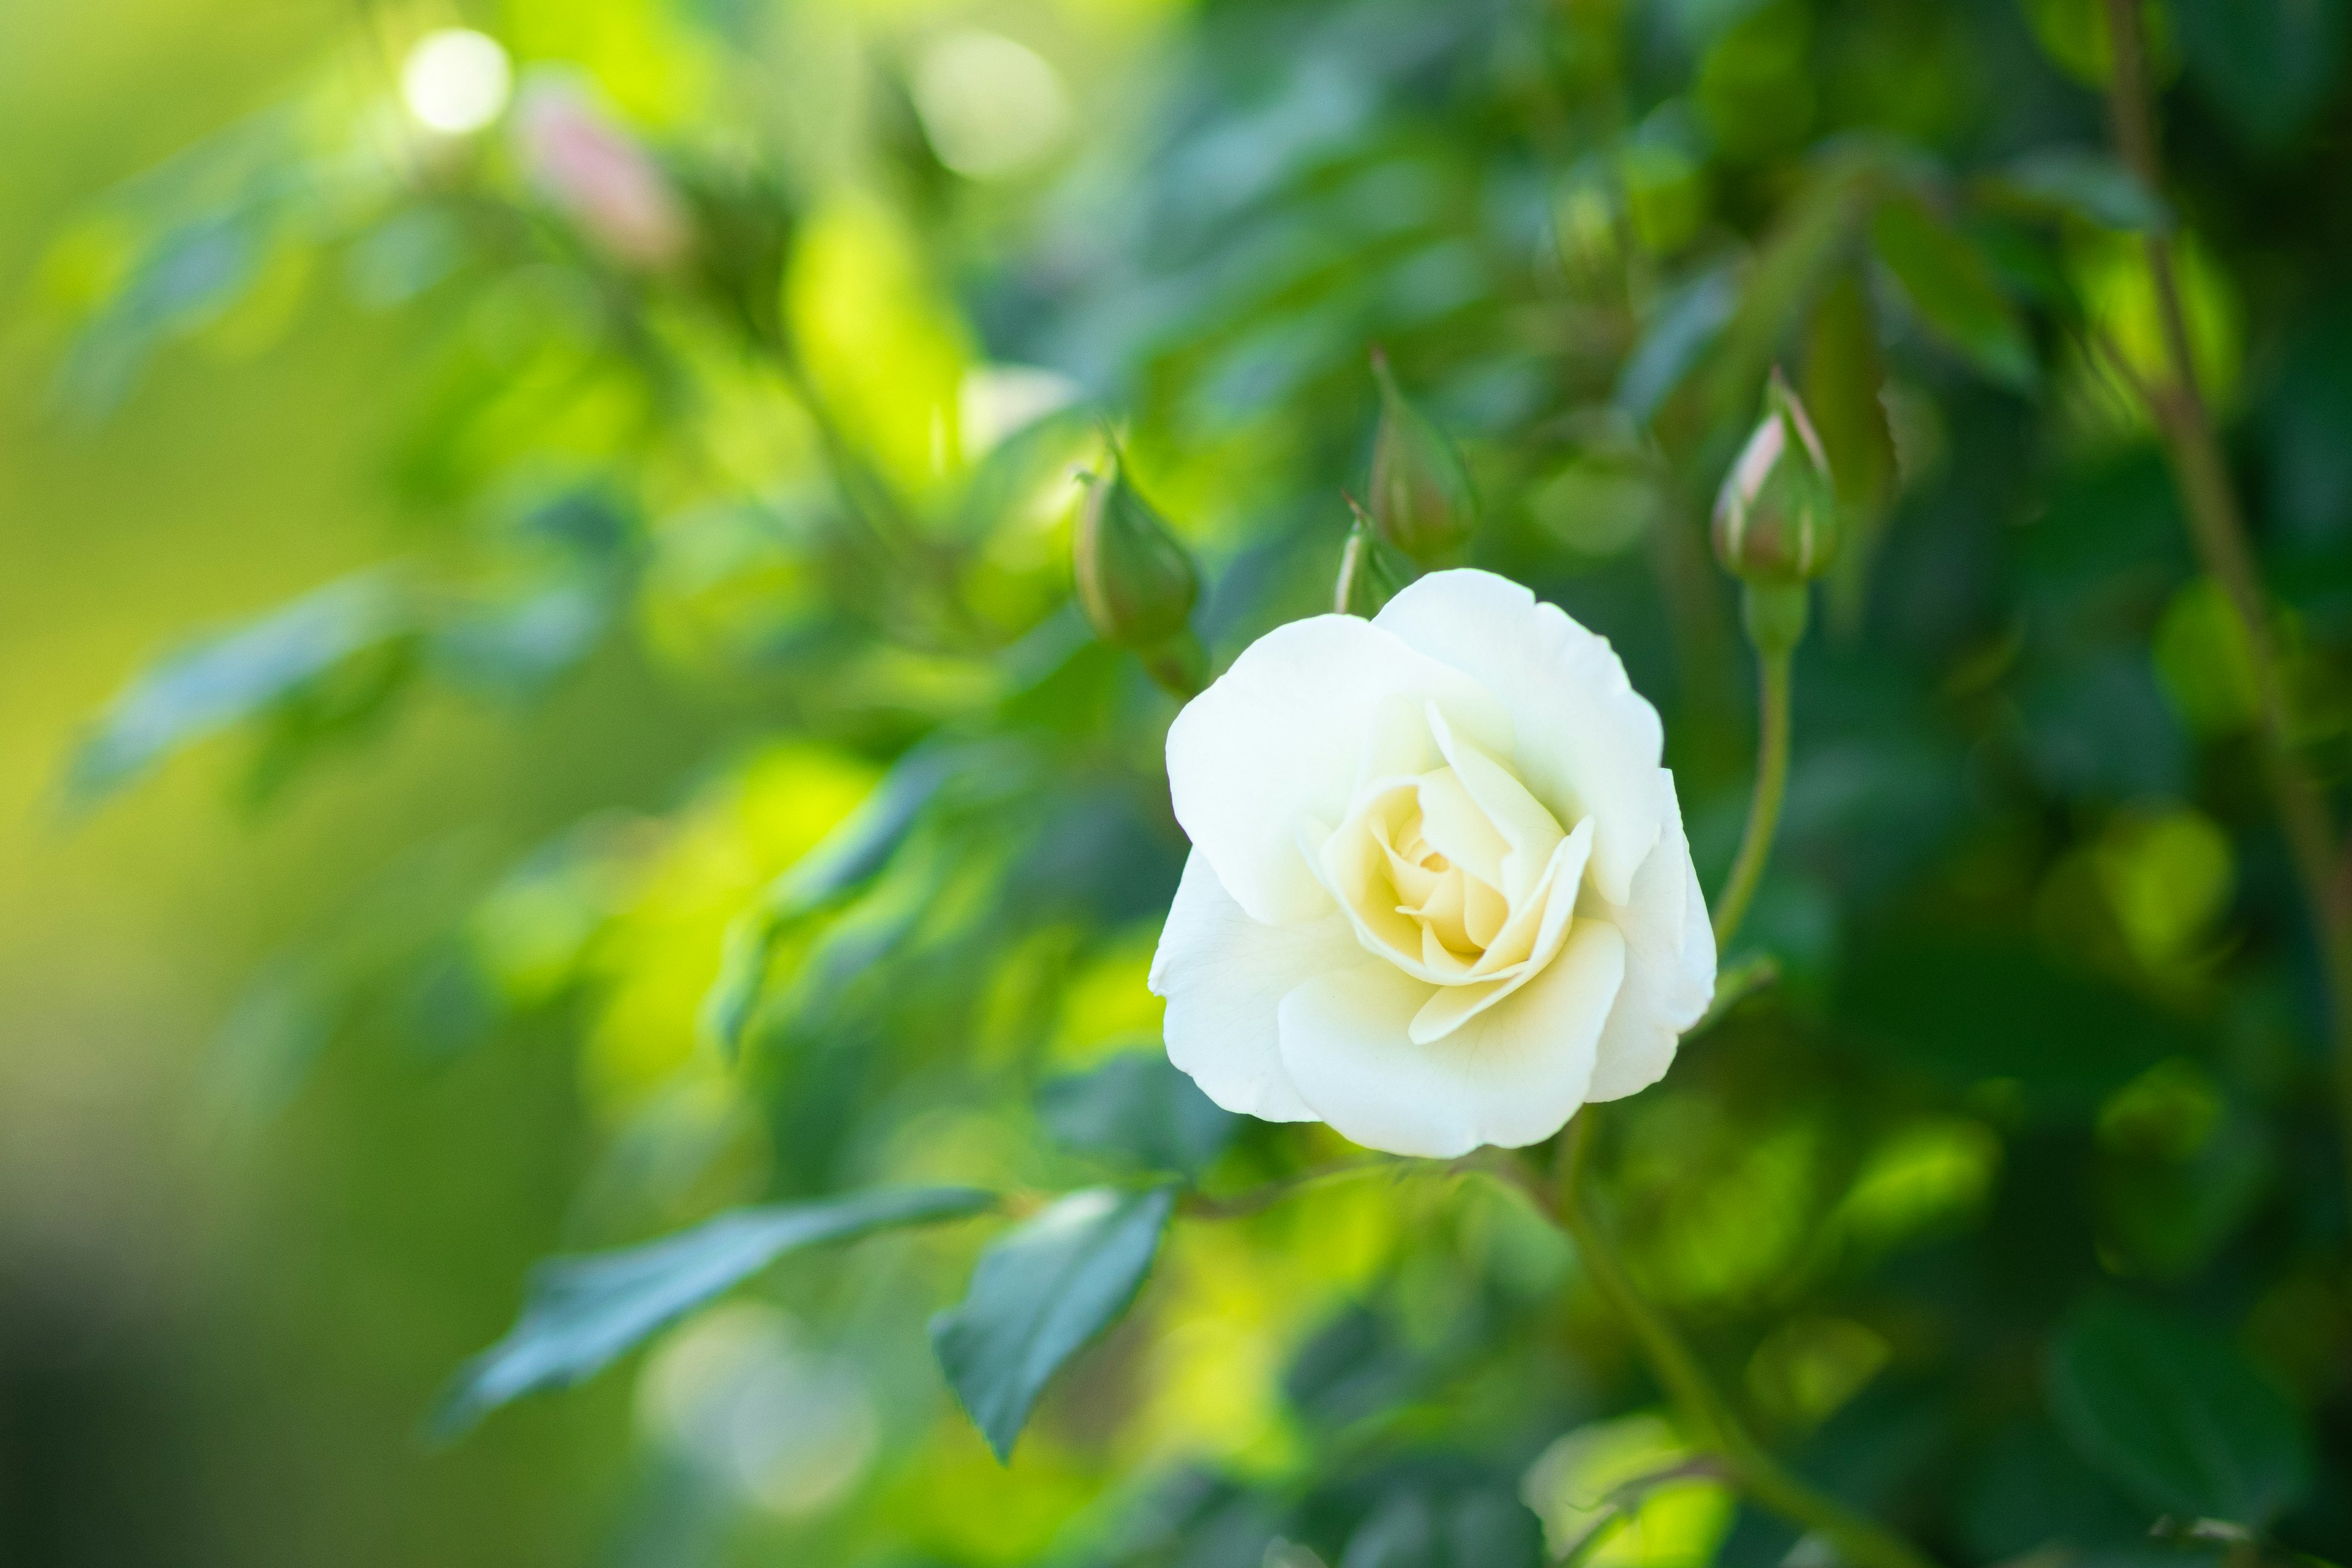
[65,571,414,805]
[931,1184,1176,1461]
[2047,1297,2313,1526]
[434,1185,997,1437]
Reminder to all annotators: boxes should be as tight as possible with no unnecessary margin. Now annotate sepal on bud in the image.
[1335,493,1410,617]
[1073,447,1199,652]
[1368,349,1477,562]
[1713,369,1840,586]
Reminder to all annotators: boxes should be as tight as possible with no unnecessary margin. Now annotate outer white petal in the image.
[1277,920,1627,1158]
[1374,569,1665,905]
[1149,848,1356,1122]
[1586,769,1716,1102]
[1166,614,1511,926]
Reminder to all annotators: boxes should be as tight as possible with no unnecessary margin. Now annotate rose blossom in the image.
[1148,568,1715,1158]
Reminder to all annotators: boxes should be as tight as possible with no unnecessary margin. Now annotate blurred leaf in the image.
[1871,197,2037,391]
[1844,938,2182,1118]
[931,1185,1176,1461]
[1616,266,1738,423]
[2168,0,2347,151]
[428,578,613,696]
[434,1186,997,1437]
[66,571,413,805]
[700,740,974,1055]
[1802,271,1895,514]
[1961,1420,2148,1561]
[1038,1052,1237,1177]
[2046,1297,2313,1526]
[1981,149,2169,233]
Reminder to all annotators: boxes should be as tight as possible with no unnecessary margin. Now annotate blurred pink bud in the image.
[514,83,691,270]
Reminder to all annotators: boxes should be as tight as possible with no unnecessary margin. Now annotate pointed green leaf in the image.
[435,1185,997,1438]
[2047,1297,2313,1527]
[932,1185,1176,1461]
[699,741,967,1056]
[66,571,413,805]
[1872,197,2038,391]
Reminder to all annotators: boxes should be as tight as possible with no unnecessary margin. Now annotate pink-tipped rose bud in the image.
[514,81,691,271]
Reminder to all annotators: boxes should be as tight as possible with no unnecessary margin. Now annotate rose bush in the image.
[1150,568,1716,1158]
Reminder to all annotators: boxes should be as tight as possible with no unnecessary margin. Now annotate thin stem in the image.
[1712,643,1793,951]
[2101,0,2352,1217]
[1548,1120,1942,1568]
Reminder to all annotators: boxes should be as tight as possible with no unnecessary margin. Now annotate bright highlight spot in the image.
[401,29,513,136]
[912,30,1070,179]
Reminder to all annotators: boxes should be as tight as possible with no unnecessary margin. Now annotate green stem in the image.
[2101,0,2352,1221]
[1548,1121,1941,1568]
[1711,633,1793,952]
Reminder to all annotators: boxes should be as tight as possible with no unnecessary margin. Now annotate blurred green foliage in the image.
[7,0,2352,1564]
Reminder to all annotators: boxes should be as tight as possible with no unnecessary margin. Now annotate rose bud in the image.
[1368,348,1477,562]
[1711,369,1839,587]
[1073,451,1199,650]
[514,81,692,271]
[1335,493,1409,617]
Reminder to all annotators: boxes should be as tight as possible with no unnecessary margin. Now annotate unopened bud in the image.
[1074,450,1198,650]
[515,81,692,271]
[1713,369,1839,586]
[1335,494,1409,617]
[1368,349,1477,562]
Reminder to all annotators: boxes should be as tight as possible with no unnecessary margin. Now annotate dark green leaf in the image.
[434,1185,997,1438]
[66,571,412,805]
[2046,1297,2313,1526]
[1038,1052,1237,1176]
[1845,938,2182,1118]
[2169,0,2347,151]
[1871,197,2038,391]
[931,1185,1176,1461]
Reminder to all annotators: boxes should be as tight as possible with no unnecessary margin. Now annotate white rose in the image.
[1148,568,1716,1158]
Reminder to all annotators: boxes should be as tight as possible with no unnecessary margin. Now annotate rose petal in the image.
[1167,615,1512,926]
[1278,918,1627,1157]
[1374,570,1664,905]
[1425,702,1564,906]
[1585,769,1716,1101]
[1407,818,1593,1043]
[1149,848,1357,1121]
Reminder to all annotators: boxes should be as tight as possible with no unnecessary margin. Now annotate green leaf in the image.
[932,1185,1177,1461]
[2046,1297,2313,1526]
[699,741,968,1055]
[1871,197,2038,391]
[1615,266,1737,423]
[1038,1052,1237,1176]
[65,571,413,805]
[1983,149,2169,233]
[2169,0,2347,152]
[434,1185,996,1438]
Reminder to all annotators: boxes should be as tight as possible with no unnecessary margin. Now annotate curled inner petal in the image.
[1303,696,1597,1044]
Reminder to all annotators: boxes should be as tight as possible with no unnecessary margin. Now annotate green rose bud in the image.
[1368,348,1477,562]
[1334,493,1410,617]
[1712,369,1840,586]
[1073,449,1199,650]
